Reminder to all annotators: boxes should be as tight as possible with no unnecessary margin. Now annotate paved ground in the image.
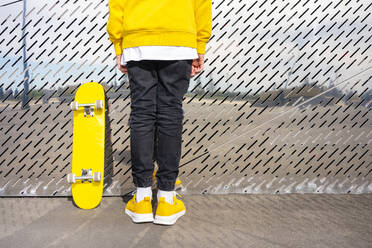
[0,194,371,248]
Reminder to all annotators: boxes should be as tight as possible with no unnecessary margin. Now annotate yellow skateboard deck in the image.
[68,82,105,209]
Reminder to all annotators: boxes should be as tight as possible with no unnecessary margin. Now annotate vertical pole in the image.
[22,0,30,109]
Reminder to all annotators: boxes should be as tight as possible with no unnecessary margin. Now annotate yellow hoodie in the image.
[106,0,212,56]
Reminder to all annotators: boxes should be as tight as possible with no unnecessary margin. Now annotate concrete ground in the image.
[0,194,371,248]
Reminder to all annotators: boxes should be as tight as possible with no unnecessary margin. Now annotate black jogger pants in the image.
[126,59,192,191]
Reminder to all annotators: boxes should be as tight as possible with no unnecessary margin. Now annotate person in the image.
[107,0,212,225]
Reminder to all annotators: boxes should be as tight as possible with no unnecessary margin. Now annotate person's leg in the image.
[127,60,158,190]
[155,59,193,191]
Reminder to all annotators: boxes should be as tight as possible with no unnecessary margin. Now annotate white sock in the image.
[157,189,175,205]
[136,187,152,203]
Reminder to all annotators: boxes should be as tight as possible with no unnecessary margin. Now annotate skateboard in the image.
[67,82,105,209]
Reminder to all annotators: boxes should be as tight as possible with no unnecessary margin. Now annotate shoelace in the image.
[174,191,182,199]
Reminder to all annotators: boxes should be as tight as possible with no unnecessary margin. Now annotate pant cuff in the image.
[157,179,176,191]
[133,176,153,188]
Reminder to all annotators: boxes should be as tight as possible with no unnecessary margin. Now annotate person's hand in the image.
[116,54,128,74]
[190,54,204,77]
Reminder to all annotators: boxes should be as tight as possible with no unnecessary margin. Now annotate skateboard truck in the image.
[84,106,95,117]
[67,169,101,184]
[70,100,104,117]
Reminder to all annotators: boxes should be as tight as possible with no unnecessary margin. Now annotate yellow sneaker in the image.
[153,192,186,225]
[125,194,154,223]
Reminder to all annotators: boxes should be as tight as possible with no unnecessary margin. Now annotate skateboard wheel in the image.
[67,173,76,183]
[70,101,79,111]
[95,100,103,110]
[93,172,101,182]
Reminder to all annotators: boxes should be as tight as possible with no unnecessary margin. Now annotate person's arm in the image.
[194,0,212,54]
[106,0,124,55]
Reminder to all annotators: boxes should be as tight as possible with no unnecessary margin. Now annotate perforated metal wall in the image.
[0,0,371,196]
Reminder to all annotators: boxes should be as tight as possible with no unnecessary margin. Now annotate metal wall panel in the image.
[0,0,371,196]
